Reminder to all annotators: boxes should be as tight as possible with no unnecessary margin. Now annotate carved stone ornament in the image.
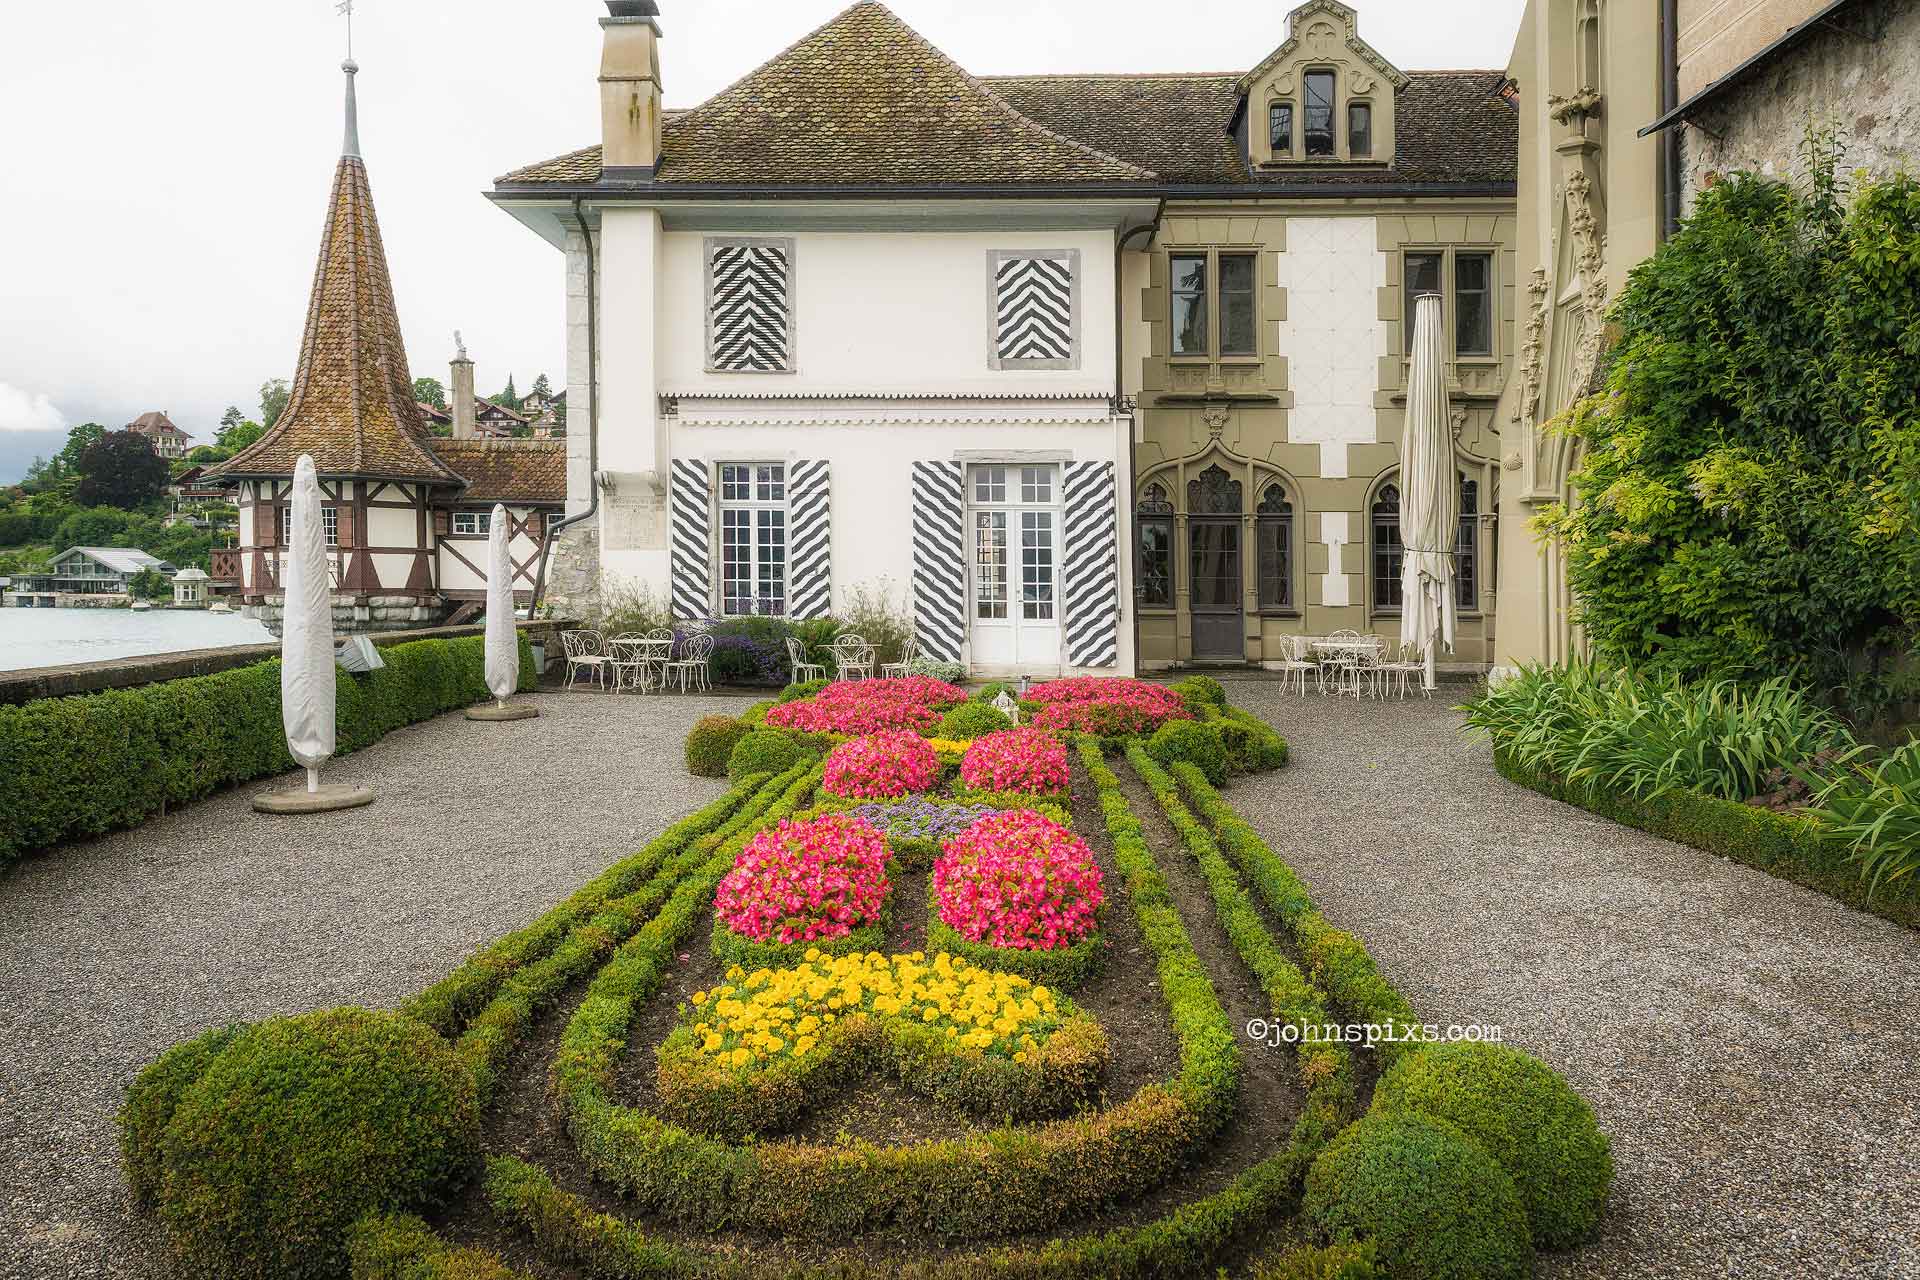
[1513,266,1551,425]
[1546,88,1603,125]
[992,690,1020,724]
[1239,0,1411,94]
[1202,405,1232,441]
[1564,171,1610,402]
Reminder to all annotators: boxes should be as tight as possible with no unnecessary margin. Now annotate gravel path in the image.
[0,688,741,1280]
[1222,680,1920,1280]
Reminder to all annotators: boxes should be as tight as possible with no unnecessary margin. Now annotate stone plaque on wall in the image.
[603,491,666,552]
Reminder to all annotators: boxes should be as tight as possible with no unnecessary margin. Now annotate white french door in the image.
[967,464,1062,674]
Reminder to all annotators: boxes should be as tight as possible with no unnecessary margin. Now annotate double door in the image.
[968,463,1062,673]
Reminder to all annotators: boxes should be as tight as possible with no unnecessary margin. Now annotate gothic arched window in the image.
[1256,483,1294,611]
[1136,483,1174,608]
[1371,483,1403,610]
[1187,464,1243,515]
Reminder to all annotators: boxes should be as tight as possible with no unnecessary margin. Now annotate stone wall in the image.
[0,619,575,706]
[541,522,602,625]
[1683,0,1918,197]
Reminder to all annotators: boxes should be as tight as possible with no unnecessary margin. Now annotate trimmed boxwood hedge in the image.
[0,632,535,866]
[684,715,749,778]
[348,1211,528,1279]
[725,728,808,783]
[1497,751,1920,930]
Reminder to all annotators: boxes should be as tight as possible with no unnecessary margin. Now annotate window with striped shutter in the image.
[706,238,794,373]
[990,250,1079,369]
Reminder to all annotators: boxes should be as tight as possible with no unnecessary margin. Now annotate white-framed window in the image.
[277,505,291,545]
[453,511,492,536]
[322,506,339,546]
[544,511,564,536]
[705,237,794,373]
[989,250,1080,369]
[718,462,787,617]
[1403,248,1498,358]
[970,463,1057,623]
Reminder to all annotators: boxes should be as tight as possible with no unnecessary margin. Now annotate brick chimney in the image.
[451,335,477,440]
[600,1,663,182]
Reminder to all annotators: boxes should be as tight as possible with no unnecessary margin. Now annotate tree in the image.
[54,507,132,547]
[128,567,171,600]
[529,373,553,401]
[259,379,291,429]
[412,377,448,411]
[496,375,520,411]
[59,423,105,471]
[217,418,264,452]
[220,405,244,433]
[73,430,169,510]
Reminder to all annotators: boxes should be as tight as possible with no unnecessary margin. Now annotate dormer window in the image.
[1348,101,1372,157]
[1303,70,1336,156]
[1269,102,1294,154]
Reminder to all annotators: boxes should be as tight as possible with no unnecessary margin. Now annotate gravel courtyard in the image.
[1223,679,1920,1280]
[2,682,1915,1279]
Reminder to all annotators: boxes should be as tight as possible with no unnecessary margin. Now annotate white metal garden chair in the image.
[1383,639,1429,700]
[663,632,714,694]
[786,635,827,684]
[608,635,652,694]
[560,629,611,692]
[879,634,919,680]
[1270,633,1316,697]
[832,633,875,681]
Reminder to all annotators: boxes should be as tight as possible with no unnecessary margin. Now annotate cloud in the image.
[0,382,67,435]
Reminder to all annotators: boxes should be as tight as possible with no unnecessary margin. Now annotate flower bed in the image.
[960,727,1070,796]
[765,677,966,736]
[1027,677,1189,710]
[712,813,891,967]
[845,797,1005,867]
[823,731,939,799]
[1033,696,1192,737]
[935,811,1104,955]
[655,950,1107,1139]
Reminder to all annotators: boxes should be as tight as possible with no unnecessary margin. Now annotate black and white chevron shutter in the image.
[1063,460,1120,668]
[708,241,791,372]
[910,462,967,664]
[669,458,711,621]
[994,253,1075,365]
[787,460,832,621]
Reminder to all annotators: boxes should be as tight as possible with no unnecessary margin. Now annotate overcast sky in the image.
[0,0,1525,484]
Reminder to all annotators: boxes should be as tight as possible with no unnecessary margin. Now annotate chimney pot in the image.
[599,2,663,182]
[605,1,658,15]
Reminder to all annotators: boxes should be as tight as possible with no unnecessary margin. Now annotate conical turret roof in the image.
[217,62,460,486]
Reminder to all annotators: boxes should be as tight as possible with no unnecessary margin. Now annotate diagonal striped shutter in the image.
[669,458,711,621]
[787,460,832,620]
[995,255,1074,361]
[1063,461,1120,668]
[709,242,790,372]
[910,461,967,664]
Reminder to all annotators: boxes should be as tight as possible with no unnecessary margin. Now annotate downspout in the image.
[1659,0,1682,238]
[1115,201,1164,676]
[529,197,601,617]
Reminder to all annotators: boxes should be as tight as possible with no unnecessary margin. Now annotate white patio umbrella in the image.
[254,455,373,812]
[468,502,538,721]
[1400,293,1458,693]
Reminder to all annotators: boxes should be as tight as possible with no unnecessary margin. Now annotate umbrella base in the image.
[466,702,539,722]
[253,784,376,814]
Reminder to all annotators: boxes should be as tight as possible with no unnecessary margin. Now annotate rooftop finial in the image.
[341,58,361,157]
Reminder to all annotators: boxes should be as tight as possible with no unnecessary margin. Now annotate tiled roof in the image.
[495,7,1514,192]
[500,2,1152,187]
[126,411,190,438]
[429,440,566,504]
[214,155,461,485]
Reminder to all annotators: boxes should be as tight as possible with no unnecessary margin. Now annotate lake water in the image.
[0,607,277,673]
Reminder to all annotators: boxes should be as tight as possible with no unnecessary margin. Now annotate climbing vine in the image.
[1538,134,1920,719]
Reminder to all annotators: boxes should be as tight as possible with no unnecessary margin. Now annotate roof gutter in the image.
[529,198,601,618]
[489,180,1515,202]
[1637,0,1860,137]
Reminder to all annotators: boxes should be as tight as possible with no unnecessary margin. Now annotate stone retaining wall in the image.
[0,620,576,706]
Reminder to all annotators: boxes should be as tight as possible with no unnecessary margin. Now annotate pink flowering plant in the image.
[714,813,891,950]
[1031,691,1192,737]
[823,731,940,800]
[766,677,967,736]
[960,727,1070,796]
[1026,677,1188,710]
[934,811,1104,955]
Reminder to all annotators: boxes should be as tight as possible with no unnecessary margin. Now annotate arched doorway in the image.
[1187,464,1243,659]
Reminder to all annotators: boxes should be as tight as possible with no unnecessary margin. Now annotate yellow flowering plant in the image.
[656,949,1107,1140]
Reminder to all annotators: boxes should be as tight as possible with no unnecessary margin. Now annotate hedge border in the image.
[548,748,1240,1243]
[1495,751,1920,930]
[0,632,536,865]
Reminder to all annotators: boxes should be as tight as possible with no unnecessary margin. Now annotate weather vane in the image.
[336,0,355,60]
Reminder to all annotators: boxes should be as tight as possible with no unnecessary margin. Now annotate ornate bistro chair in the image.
[786,635,827,684]
[608,635,651,694]
[879,634,919,680]
[1316,629,1360,697]
[664,632,715,694]
[831,633,875,682]
[1384,639,1429,700]
[1271,633,1316,698]
[560,629,610,692]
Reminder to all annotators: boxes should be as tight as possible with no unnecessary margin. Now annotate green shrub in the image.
[1302,1112,1533,1280]
[939,701,1014,739]
[974,682,1011,704]
[0,632,534,866]
[1148,719,1228,785]
[905,657,966,682]
[1809,740,1920,898]
[1216,708,1290,772]
[140,1007,480,1279]
[120,1024,248,1206]
[346,1212,527,1279]
[1461,660,1852,803]
[740,699,774,726]
[1371,1041,1612,1250]
[684,715,748,777]
[1170,674,1227,712]
[727,729,806,783]
[776,677,829,705]
[1253,1241,1380,1280]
